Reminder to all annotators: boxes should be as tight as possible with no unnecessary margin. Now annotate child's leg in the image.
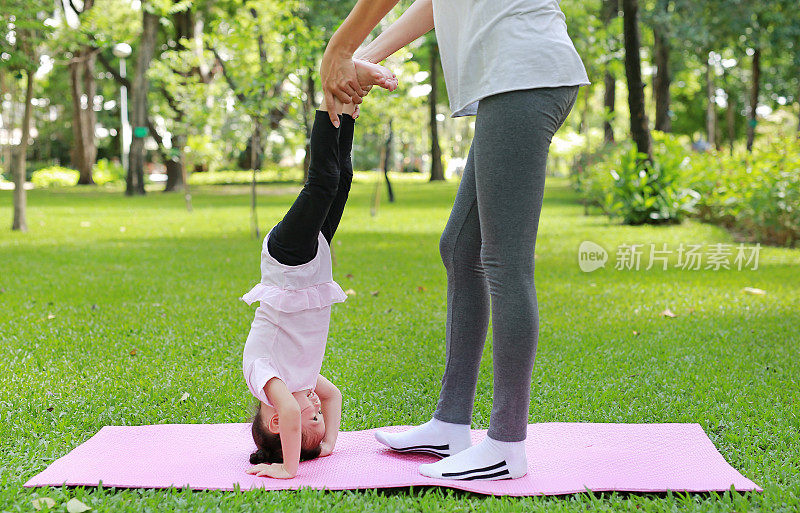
[268,111,341,266]
[320,113,355,244]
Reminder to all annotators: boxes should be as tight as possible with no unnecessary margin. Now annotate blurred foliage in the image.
[575,131,800,246]
[92,158,125,185]
[686,136,800,247]
[30,166,79,187]
[187,167,303,185]
[0,0,798,193]
[578,131,699,225]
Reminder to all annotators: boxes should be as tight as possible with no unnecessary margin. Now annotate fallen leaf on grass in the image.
[129,349,138,356]
[345,274,354,279]
[345,289,357,296]
[371,291,380,297]
[66,498,91,513]
[742,287,766,296]
[32,497,55,510]
[179,392,190,402]
[417,286,426,293]
[659,308,677,318]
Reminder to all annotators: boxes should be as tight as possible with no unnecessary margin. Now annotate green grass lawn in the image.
[2,177,798,511]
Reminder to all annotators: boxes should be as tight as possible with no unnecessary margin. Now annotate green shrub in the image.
[570,143,616,211]
[187,167,303,186]
[585,132,698,225]
[92,159,125,185]
[30,166,79,188]
[684,136,800,246]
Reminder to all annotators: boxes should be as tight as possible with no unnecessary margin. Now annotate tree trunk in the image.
[579,86,590,135]
[621,0,651,159]
[12,70,34,232]
[0,69,13,175]
[428,41,445,181]
[127,9,159,196]
[602,0,617,143]
[302,70,314,182]
[705,54,716,149]
[164,135,186,192]
[383,120,395,202]
[726,84,736,155]
[746,48,760,152]
[653,25,671,132]
[70,48,98,184]
[250,120,260,239]
[163,1,193,192]
[603,71,616,143]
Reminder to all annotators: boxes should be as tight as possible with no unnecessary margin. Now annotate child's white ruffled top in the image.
[241,231,347,406]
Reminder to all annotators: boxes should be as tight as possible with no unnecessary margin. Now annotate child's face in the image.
[300,390,325,439]
[262,391,325,440]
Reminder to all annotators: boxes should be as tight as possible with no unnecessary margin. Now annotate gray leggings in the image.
[433,86,579,442]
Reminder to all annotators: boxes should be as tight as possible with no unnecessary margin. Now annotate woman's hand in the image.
[319,0,402,126]
[320,48,366,127]
[246,463,295,479]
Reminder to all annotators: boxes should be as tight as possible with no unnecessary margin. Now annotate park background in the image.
[2,0,799,511]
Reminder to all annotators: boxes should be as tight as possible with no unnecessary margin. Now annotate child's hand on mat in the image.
[246,463,295,479]
[319,440,335,457]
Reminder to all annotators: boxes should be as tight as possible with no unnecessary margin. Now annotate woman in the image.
[321,0,589,480]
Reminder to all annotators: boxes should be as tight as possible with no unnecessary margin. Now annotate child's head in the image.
[249,392,325,464]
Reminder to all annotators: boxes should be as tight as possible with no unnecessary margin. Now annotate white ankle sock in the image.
[374,418,472,458]
[418,435,528,480]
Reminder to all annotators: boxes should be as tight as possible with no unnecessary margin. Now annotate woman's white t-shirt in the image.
[432,0,590,117]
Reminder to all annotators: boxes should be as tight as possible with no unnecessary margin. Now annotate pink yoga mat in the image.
[24,423,761,496]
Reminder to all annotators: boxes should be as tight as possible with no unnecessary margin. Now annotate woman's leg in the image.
[433,145,490,424]
[419,85,578,480]
[268,111,341,266]
[373,146,485,457]
[474,86,578,442]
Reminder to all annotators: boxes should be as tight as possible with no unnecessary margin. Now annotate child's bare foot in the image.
[319,60,397,120]
[354,59,398,92]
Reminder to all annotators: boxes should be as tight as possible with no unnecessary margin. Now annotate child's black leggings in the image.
[267,111,355,266]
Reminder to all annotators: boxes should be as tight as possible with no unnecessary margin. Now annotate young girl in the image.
[241,59,397,479]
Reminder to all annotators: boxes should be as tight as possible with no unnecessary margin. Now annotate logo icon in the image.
[578,241,608,272]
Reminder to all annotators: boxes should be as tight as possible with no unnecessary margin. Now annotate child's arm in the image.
[248,379,301,478]
[315,375,342,457]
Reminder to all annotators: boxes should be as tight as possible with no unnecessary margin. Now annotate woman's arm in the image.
[250,379,301,478]
[354,0,434,64]
[315,375,342,457]
[320,0,401,126]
